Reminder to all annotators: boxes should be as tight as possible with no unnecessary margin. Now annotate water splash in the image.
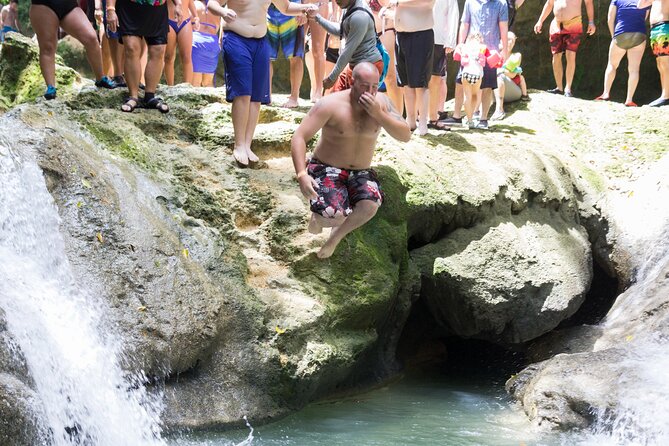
[0,122,166,445]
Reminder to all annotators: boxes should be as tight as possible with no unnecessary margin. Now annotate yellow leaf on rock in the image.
[626,335,633,342]
[627,190,634,198]
[76,201,83,208]
[137,306,147,312]
[96,232,104,243]
[81,179,92,189]
[275,325,286,334]
[182,248,189,259]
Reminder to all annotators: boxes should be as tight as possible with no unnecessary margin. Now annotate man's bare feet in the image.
[233,146,249,166]
[310,92,322,103]
[308,214,323,234]
[282,98,299,108]
[317,239,338,258]
[246,147,260,163]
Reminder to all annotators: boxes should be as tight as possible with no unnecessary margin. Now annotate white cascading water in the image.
[576,154,669,446]
[0,123,166,446]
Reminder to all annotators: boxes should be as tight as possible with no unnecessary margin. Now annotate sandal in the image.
[427,120,451,131]
[121,97,140,113]
[144,96,169,114]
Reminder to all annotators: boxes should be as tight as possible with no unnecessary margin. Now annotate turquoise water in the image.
[168,370,561,446]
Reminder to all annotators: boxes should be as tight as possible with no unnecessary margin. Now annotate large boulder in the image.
[413,212,592,344]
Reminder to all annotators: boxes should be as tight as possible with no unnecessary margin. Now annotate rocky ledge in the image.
[1,34,668,442]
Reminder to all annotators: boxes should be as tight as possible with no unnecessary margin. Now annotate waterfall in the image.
[0,121,166,446]
[576,154,669,445]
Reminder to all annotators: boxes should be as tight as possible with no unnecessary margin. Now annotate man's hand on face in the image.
[358,92,381,119]
[298,175,319,200]
[323,77,335,89]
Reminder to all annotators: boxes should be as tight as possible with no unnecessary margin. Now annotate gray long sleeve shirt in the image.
[315,0,381,83]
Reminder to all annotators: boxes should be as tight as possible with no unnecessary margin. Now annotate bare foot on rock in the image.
[246,147,259,163]
[233,146,249,166]
[282,98,299,108]
[317,241,337,259]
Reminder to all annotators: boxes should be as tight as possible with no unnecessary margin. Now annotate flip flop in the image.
[427,120,451,131]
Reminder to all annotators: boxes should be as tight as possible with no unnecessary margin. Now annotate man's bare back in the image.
[392,0,435,33]
[645,0,669,23]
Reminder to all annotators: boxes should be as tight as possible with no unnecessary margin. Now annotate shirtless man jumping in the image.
[534,0,596,97]
[291,62,411,259]
[639,0,669,106]
[207,0,318,166]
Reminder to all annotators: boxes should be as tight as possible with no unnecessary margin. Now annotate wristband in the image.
[106,6,115,11]
[296,171,308,179]
[588,20,595,25]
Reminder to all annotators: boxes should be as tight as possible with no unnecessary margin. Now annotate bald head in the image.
[352,62,380,84]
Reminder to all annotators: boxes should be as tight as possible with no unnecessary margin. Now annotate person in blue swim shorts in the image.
[1,0,21,43]
[206,0,318,166]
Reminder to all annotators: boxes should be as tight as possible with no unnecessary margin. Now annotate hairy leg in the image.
[480,88,493,120]
[428,75,442,121]
[285,56,304,107]
[231,95,251,165]
[245,101,261,162]
[564,50,576,92]
[123,36,143,99]
[552,52,564,91]
[404,87,417,129]
[145,43,166,93]
[381,29,403,112]
[452,82,464,119]
[658,56,669,99]
[416,87,429,135]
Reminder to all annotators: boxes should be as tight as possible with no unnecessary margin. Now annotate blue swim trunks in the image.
[267,1,305,60]
[1,25,17,42]
[223,30,271,104]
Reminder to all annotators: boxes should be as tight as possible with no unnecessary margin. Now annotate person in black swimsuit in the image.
[30,0,116,99]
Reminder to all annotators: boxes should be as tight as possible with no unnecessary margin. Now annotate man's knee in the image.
[354,200,380,218]
[148,44,166,60]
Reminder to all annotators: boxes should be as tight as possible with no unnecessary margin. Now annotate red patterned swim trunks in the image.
[307,158,383,218]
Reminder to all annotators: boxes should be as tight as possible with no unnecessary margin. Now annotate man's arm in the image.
[458,0,470,44]
[637,0,653,8]
[534,0,555,34]
[291,101,332,199]
[273,0,318,16]
[362,94,411,142]
[322,12,369,84]
[390,0,435,7]
[499,20,509,59]
[207,0,237,22]
[444,0,459,51]
[585,0,596,35]
[311,12,341,35]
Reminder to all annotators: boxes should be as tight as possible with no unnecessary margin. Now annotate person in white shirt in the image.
[428,0,459,129]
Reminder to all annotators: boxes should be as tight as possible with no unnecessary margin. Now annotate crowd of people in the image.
[2,0,668,258]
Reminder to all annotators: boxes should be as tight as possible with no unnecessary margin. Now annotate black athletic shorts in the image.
[31,0,78,20]
[396,29,434,88]
[117,0,168,46]
[432,44,446,77]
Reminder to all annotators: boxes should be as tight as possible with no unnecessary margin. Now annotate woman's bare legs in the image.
[625,40,645,104]
[30,5,59,87]
[177,22,194,84]
[600,41,626,99]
